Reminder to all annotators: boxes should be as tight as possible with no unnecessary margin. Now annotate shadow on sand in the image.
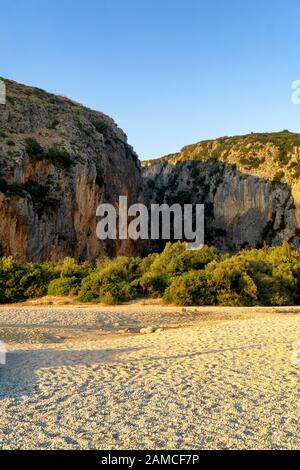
[0,347,140,399]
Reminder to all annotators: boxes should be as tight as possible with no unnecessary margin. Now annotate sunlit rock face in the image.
[0,78,143,262]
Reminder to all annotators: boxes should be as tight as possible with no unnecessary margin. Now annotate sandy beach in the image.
[0,303,300,450]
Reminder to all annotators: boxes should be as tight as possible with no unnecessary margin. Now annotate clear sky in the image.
[1,0,300,159]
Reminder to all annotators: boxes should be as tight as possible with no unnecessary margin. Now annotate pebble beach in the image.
[0,303,300,450]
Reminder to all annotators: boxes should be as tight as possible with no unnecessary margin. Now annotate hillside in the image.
[0,78,143,262]
[143,132,300,252]
[143,131,300,183]
[1,77,300,259]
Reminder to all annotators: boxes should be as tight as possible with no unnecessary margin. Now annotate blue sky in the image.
[1,0,300,159]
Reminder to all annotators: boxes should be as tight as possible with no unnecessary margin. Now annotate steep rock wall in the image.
[143,159,299,252]
[0,79,143,262]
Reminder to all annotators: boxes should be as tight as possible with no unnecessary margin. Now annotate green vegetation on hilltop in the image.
[144,131,300,180]
[0,242,300,306]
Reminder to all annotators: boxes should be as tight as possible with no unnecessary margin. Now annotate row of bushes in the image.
[0,242,299,306]
[0,257,92,304]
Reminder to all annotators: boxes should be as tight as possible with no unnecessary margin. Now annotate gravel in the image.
[0,305,300,449]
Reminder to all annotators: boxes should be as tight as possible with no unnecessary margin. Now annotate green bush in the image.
[78,257,140,304]
[202,242,300,306]
[206,257,259,306]
[184,245,221,270]
[48,119,60,129]
[0,242,299,306]
[92,120,109,135]
[23,181,59,210]
[147,241,187,276]
[139,272,169,297]
[148,242,219,277]
[47,277,80,296]
[254,273,292,306]
[46,146,72,168]
[25,138,72,168]
[52,257,92,278]
[136,244,219,299]
[0,258,52,303]
[163,271,216,306]
[273,170,285,182]
[25,137,44,158]
[20,263,53,299]
[240,155,262,169]
[0,256,92,304]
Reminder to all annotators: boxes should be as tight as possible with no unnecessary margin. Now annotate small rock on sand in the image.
[140,326,155,334]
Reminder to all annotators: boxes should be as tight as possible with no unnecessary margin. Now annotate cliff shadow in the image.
[143,158,299,253]
[0,346,141,399]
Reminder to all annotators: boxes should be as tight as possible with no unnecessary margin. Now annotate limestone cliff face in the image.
[1,79,299,260]
[143,133,300,252]
[0,79,143,262]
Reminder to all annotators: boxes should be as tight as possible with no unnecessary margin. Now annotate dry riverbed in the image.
[0,302,300,449]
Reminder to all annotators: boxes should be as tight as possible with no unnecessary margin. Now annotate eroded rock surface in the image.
[143,133,300,252]
[0,79,143,261]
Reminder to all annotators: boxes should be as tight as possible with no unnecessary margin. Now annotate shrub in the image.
[138,253,159,274]
[46,146,72,168]
[139,272,169,297]
[147,242,220,277]
[32,87,51,99]
[163,271,216,306]
[0,242,299,306]
[0,258,51,303]
[254,273,292,306]
[78,257,140,304]
[0,179,59,212]
[206,257,259,306]
[203,243,300,306]
[47,277,80,296]
[19,263,52,299]
[25,138,44,158]
[53,257,92,278]
[0,256,92,303]
[240,155,262,169]
[273,170,285,182]
[6,96,16,105]
[146,242,187,276]
[92,120,109,135]
[184,245,221,270]
[25,138,72,168]
[23,181,59,208]
[48,119,60,129]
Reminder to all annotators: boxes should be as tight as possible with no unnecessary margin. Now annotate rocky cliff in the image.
[0,78,143,262]
[143,132,300,252]
[1,78,300,260]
